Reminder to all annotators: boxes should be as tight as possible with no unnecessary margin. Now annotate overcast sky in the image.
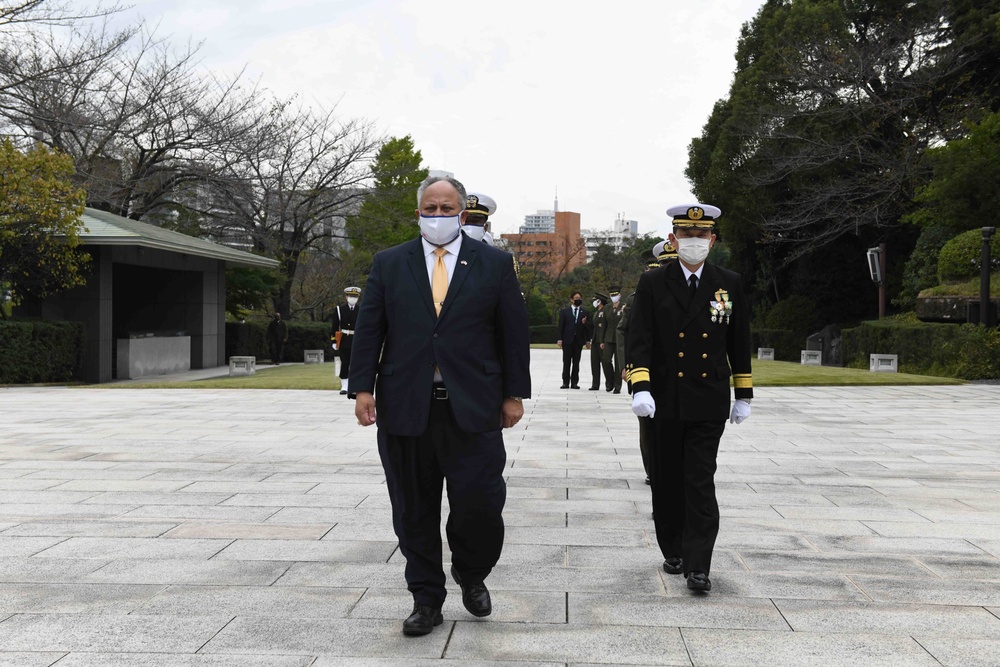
[119,0,764,237]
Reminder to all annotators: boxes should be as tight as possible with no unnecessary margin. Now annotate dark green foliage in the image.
[0,320,84,383]
[762,294,823,339]
[896,225,958,308]
[226,268,283,320]
[937,229,1000,282]
[529,325,558,344]
[225,321,330,362]
[841,319,1000,380]
[524,291,551,327]
[751,328,803,362]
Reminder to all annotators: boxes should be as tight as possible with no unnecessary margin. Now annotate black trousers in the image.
[637,415,653,476]
[649,418,725,575]
[338,336,353,379]
[377,397,507,608]
[268,339,284,364]
[561,340,584,386]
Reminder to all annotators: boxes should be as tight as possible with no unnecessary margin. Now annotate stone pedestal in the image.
[229,356,256,376]
[304,349,325,364]
[117,335,190,379]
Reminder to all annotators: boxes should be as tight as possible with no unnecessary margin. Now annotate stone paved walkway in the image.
[1,349,999,666]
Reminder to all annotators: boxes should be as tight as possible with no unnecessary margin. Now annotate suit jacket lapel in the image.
[438,234,478,321]
[406,238,436,319]
[665,262,690,313]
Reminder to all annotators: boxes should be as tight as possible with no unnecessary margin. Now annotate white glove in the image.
[730,399,751,424]
[332,343,338,351]
[631,391,656,418]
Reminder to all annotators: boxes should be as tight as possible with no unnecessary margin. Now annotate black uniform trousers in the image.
[561,340,584,386]
[338,334,353,380]
[649,418,725,575]
[602,343,621,391]
[377,396,507,608]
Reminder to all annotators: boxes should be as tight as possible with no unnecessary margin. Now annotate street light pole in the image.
[981,227,995,327]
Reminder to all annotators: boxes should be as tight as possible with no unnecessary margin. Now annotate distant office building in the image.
[520,210,556,234]
[502,211,586,277]
[582,213,640,260]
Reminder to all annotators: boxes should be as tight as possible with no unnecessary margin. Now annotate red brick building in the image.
[501,211,587,278]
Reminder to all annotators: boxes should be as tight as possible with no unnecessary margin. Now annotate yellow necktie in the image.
[432,247,448,316]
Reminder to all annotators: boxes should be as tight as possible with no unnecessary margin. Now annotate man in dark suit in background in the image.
[556,290,589,389]
[627,203,753,594]
[351,175,531,637]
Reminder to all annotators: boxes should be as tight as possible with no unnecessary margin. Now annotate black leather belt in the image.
[432,384,448,400]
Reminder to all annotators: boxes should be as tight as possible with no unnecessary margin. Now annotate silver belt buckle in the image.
[432,386,448,400]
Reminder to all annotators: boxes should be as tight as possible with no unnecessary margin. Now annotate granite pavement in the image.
[1,349,999,666]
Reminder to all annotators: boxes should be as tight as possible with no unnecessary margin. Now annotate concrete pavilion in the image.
[19,208,279,384]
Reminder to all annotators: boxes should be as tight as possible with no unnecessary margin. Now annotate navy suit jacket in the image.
[349,233,531,436]
[557,306,590,347]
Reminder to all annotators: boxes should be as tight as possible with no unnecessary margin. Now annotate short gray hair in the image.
[416,175,466,207]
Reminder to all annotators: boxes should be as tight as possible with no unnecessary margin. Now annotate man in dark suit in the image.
[330,286,361,395]
[556,290,589,389]
[626,203,753,594]
[351,175,531,637]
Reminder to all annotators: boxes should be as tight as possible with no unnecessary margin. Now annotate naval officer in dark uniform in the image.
[626,203,753,593]
[331,286,361,395]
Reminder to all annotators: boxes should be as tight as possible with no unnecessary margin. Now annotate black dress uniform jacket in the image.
[349,234,531,436]
[627,261,753,420]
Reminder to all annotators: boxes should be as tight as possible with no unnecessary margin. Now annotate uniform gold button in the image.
[702,353,708,359]
[677,372,684,378]
[679,333,685,339]
[678,352,684,358]
[701,372,708,378]
[702,333,708,339]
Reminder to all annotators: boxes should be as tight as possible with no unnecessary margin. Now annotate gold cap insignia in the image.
[688,207,704,220]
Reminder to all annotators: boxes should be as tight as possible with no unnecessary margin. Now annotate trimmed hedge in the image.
[0,320,84,384]
[751,328,802,362]
[529,324,558,344]
[841,319,1000,380]
[225,320,331,362]
[938,228,1000,282]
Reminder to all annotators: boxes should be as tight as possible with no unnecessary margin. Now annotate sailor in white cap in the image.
[463,192,497,246]
[626,203,753,593]
[331,286,362,395]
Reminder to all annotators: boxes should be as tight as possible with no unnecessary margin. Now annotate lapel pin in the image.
[460,260,468,265]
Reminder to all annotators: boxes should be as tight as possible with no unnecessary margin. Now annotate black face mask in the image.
[573,299,583,307]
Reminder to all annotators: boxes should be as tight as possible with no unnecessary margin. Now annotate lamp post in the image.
[981,227,996,327]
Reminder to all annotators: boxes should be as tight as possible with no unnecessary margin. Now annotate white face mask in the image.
[346,296,358,306]
[419,215,462,246]
[675,236,712,265]
[611,295,620,304]
[592,300,601,309]
[462,224,486,242]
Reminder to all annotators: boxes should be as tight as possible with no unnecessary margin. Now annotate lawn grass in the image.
[103,354,963,390]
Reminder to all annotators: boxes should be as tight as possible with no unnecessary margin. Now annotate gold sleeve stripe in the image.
[733,374,753,389]
[630,368,650,384]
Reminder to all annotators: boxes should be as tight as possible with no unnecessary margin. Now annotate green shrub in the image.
[751,328,802,362]
[0,320,84,384]
[841,319,1000,380]
[763,294,824,338]
[937,229,1000,283]
[529,325,558,344]
[226,320,330,362]
[896,224,955,309]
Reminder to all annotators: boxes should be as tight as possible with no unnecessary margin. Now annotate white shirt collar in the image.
[422,232,463,258]
[679,263,704,282]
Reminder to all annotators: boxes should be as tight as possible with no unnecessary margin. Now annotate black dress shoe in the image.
[606,387,612,392]
[589,386,599,390]
[451,565,491,617]
[571,385,580,389]
[686,571,712,591]
[612,389,621,394]
[402,603,443,636]
[560,384,569,389]
[662,557,683,575]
